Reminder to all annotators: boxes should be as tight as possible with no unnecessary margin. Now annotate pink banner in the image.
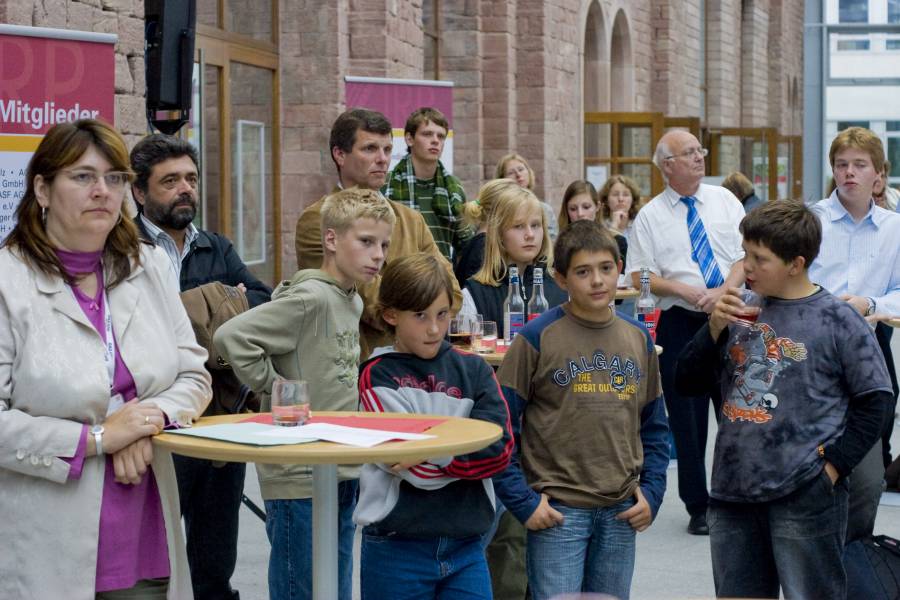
[345,79,453,130]
[1,32,115,134]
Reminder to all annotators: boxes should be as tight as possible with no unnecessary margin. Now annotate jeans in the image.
[173,455,245,600]
[264,480,358,600]
[526,497,637,600]
[361,532,492,600]
[708,468,849,600]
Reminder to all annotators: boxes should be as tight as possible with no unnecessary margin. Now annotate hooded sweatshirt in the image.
[214,269,363,499]
[353,342,514,538]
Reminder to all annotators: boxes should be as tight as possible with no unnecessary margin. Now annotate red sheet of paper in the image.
[240,414,446,433]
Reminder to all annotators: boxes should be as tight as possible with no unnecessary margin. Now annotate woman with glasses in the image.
[0,119,211,599]
[495,152,560,242]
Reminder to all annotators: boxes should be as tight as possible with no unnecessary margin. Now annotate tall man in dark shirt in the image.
[131,134,271,600]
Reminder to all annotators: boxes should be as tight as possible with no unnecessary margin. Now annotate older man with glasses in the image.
[625,130,746,535]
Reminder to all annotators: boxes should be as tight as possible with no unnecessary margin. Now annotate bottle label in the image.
[527,312,541,322]
[637,311,658,342]
[508,313,525,339]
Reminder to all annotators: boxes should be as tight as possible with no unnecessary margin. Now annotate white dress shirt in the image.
[625,184,745,311]
[809,192,900,316]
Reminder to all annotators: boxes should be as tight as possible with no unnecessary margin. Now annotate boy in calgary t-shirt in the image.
[493,220,669,600]
[676,200,893,599]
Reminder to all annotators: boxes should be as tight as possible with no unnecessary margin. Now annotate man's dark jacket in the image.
[136,218,272,414]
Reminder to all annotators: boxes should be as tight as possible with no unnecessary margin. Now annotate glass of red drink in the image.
[735,288,763,327]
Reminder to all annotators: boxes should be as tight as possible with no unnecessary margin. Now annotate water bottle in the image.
[527,267,548,322]
[503,266,526,342]
[634,267,658,342]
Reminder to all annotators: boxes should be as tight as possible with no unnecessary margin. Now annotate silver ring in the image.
[144,415,150,425]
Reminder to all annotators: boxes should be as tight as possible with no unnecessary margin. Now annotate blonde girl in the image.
[460,184,567,338]
[454,178,519,286]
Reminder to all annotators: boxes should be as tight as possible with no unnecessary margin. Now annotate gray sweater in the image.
[214,269,363,499]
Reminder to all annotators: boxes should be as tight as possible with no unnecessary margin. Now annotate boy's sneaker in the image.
[687,513,709,535]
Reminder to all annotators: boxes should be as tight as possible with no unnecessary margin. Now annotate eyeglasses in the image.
[664,147,708,161]
[61,169,130,191]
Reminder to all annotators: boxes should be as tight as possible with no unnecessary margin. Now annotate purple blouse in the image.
[58,249,170,592]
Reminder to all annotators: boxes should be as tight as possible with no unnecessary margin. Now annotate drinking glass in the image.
[474,320,498,354]
[450,313,479,348]
[735,288,763,327]
[271,379,310,426]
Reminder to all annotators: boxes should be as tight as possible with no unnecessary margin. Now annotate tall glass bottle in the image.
[634,267,658,342]
[527,267,548,322]
[503,266,526,342]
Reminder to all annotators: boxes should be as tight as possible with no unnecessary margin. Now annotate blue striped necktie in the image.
[680,196,725,288]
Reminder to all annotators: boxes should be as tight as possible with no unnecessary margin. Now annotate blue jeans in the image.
[264,480,358,600]
[361,532,491,600]
[526,497,637,600]
[708,468,849,600]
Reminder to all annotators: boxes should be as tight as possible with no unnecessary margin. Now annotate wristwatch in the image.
[91,424,105,456]
[864,297,876,317]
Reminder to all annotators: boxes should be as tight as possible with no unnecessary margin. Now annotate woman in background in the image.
[599,174,641,238]
[495,153,560,242]
[558,179,628,269]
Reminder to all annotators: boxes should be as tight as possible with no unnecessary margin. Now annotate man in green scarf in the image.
[383,107,472,260]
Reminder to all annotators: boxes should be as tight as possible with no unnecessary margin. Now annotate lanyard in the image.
[101,291,125,415]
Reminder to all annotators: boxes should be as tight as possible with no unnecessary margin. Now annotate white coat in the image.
[0,244,212,599]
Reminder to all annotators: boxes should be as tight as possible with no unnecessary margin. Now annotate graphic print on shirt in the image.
[552,350,643,402]
[724,322,807,423]
[334,329,360,387]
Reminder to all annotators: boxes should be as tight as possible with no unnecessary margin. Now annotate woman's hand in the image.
[112,438,154,485]
[100,400,165,455]
[609,210,629,232]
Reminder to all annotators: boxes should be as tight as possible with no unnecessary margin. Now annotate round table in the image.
[154,412,502,600]
[616,287,640,299]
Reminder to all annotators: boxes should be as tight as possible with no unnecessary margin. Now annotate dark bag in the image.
[845,535,900,600]
[180,282,259,415]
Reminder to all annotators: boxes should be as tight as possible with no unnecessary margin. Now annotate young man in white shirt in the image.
[809,126,900,543]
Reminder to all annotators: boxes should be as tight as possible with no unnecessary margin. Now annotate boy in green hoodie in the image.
[214,187,395,600]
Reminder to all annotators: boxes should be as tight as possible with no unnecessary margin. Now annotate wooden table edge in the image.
[153,412,502,465]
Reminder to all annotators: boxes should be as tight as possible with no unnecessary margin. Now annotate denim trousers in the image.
[526,497,637,600]
[264,480,358,600]
[361,532,492,600]
[708,469,849,600]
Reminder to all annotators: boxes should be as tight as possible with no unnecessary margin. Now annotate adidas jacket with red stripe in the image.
[354,341,514,538]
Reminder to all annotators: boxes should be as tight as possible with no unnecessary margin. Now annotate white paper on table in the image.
[254,422,435,448]
[167,421,435,448]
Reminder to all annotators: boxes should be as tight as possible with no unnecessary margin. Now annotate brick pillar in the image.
[651,0,702,117]
[740,0,769,127]
[481,0,517,183]
[347,0,424,78]
[279,0,349,269]
[706,0,743,128]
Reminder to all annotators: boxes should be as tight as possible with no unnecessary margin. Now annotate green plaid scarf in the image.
[383,154,467,220]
